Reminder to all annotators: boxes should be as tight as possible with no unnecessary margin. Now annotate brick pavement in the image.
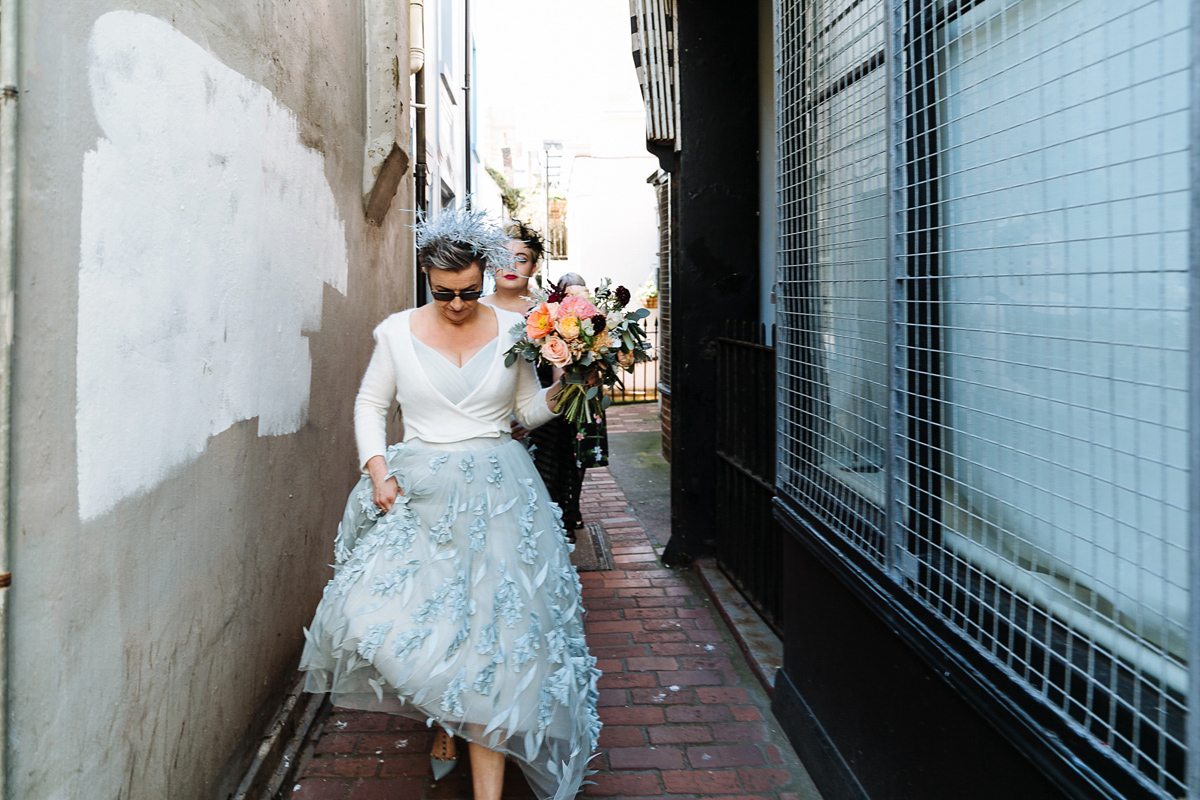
[289,405,817,799]
[603,402,660,435]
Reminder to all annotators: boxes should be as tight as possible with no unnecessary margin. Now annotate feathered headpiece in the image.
[413,207,515,270]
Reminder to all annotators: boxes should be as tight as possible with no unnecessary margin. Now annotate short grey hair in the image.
[417,237,481,273]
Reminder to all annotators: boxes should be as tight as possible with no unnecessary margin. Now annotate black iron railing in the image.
[611,310,660,405]
[714,323,782,631]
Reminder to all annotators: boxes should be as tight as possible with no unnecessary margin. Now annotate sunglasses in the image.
[429,285,484,302]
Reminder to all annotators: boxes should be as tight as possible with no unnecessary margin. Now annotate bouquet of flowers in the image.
[505,278,653,450]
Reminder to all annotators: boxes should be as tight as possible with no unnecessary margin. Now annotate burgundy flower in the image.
[547,280,567,304]
[614,285,631,308]
[591,314,607,333]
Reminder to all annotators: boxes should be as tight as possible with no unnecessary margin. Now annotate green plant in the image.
[636,275,658,300]
[486,166,524,216]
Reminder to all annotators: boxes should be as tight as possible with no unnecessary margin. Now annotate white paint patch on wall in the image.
[77,11,349,520]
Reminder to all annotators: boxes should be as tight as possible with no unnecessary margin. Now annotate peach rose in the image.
[525,302,555,340]
[541,335,572,367]
[555,315,581,340]
[617,349,635,369]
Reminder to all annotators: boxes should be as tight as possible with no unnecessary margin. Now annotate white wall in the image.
[556,154,659,301]
[11,3,413,797]
[424,0,468,209]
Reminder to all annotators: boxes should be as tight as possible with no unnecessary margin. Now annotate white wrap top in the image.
[353,307,558,468]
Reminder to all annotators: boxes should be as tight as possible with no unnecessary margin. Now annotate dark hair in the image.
[504,219,545,265]
[417,238,484,274]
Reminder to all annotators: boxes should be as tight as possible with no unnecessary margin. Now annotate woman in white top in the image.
[300,209,602,800]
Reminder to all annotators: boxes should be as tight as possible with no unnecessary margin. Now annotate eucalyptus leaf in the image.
[633,308,650,319]
[601,394,612,409]
[586,386,599,400]
[505,352,517,368]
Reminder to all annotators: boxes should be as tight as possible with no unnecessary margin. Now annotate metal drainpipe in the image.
[462,0,471,206]
[409,0,424,76]
[0,0,17,796]
[1186,0,1200,793]
[411,0,428,305]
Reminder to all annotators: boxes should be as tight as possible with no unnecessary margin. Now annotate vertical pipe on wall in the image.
[412,0,427,304]
[462,0,471,205]
[1186,1,1200,795]
[409,0,424,75]
[885,0,903,583]
[0,0,15,795]
[758,0,776,340]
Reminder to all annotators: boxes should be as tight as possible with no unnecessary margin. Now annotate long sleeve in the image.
[354,326,397,470]
[513,356,559,431]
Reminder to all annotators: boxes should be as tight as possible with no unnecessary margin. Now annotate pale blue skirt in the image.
[300,436,602,800]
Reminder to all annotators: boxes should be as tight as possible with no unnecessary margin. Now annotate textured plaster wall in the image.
[10,2,412,798]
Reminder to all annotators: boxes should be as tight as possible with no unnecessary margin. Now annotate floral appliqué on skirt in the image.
[300,438,602,800]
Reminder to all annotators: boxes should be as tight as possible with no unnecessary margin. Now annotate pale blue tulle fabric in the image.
[300,343,601,800]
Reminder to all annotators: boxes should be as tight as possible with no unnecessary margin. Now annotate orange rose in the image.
[525,302,555,340]
[555,315,581,340]
[617,349,635,369]
[541,335,571,367]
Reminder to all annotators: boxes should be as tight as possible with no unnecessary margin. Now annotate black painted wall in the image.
[663,0,763,565]
[773,527,1079,800]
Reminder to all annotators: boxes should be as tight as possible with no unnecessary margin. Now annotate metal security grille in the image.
[777,0,890,564]
[775,0,1193,796]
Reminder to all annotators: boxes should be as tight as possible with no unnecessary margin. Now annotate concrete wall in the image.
[9,2,413,797]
